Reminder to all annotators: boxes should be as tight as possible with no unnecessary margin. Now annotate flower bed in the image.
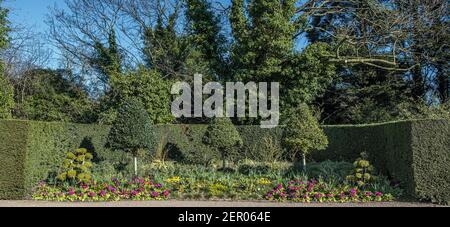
[32,177,170,202]
[266,180,394,203]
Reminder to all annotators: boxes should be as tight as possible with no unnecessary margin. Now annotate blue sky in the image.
[5,0,64,32]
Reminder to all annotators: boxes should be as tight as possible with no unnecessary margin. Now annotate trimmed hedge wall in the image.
[0,120,111,199]
[0,119,448,203]
[316,120,449,204]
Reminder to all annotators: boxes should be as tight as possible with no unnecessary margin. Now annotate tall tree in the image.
[186,0,228,79]
[0,0,13,119]
[47,0,125,94]
[230,0,335,121]
[12,69,96,123]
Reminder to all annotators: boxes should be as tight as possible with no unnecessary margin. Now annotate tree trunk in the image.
[302,154,307,173]
[134,156,138,176]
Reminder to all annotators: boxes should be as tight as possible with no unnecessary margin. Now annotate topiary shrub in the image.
[57,148,93,184]
[346,152,377,188]
[106,98,157,176]
[203,118,243,169]
[283,103,328,171]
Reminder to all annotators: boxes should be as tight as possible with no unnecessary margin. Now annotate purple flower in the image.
[151,191,160,197]
[88,192,96,197]
[99,190,107,197]
[131,190,139,196]
[375,192,383,197]
[163,190,170,197]
[67,190,75,196]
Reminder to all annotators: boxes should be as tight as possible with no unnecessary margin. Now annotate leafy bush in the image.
[305,161,353,182]
[0,75,13,119]
[107,98,157,175]
[283,103,328,169]
[203,118,243,168]
[57,148,93,183]
[99,68,175,125]
[346,153,377,188]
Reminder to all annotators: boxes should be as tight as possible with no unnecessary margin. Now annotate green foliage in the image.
[57,148,93,183]
[283,104,328,160]
[186,0,227,78]
[100,67,175,124]
[143,11,203,79]
[203,118,243,167]
[0,75,13,119]
[346,153,377,188]
[316,119,450,204]
[409,120,450,204]
[283,43,336,109]
[91,29,122,84]
[230,0,297,82]
[0,0,9,50]
[1,119,448,204]
[0,120,112,199]
[107,98,156,157]
[0,2,12,119]
[163,125,219,165]
[13,69,96,123]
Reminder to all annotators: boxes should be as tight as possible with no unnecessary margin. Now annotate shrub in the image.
[346,153,377,188]
[318,119,450,204]
[99,68,175,124]
[283,104,328,170]
[57,148,94,184]
[106,98,157,175]
[203,118,243,168]
[0,75,14,119]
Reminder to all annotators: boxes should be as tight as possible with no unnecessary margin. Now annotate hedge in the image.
[0,119,448,203]
[316,120,450,204]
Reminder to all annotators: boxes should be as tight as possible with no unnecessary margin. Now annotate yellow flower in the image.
[166,176,181,184]
[258,178,272,185]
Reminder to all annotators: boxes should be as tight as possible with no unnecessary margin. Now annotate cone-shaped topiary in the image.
[346,152,377,188]
[106,98,156,175]
[283,103,328,171]
[203,117,243,169]
[57,148,94,184]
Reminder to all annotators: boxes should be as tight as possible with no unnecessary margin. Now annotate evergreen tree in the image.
[0,1,13,119]
[186,0,228,79]
[229,0,335,121]
[106,98,157,176]
[91,29,122,86]
[203,117,243,169]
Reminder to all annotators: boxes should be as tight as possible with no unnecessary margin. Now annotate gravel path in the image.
[0,200,445,207]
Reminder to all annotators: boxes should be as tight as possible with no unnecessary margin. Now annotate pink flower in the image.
[88,192,96,197]
[99,190,107,197]
[67,190,75,196]
[375,192,383,197]
[163,190,170,197]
